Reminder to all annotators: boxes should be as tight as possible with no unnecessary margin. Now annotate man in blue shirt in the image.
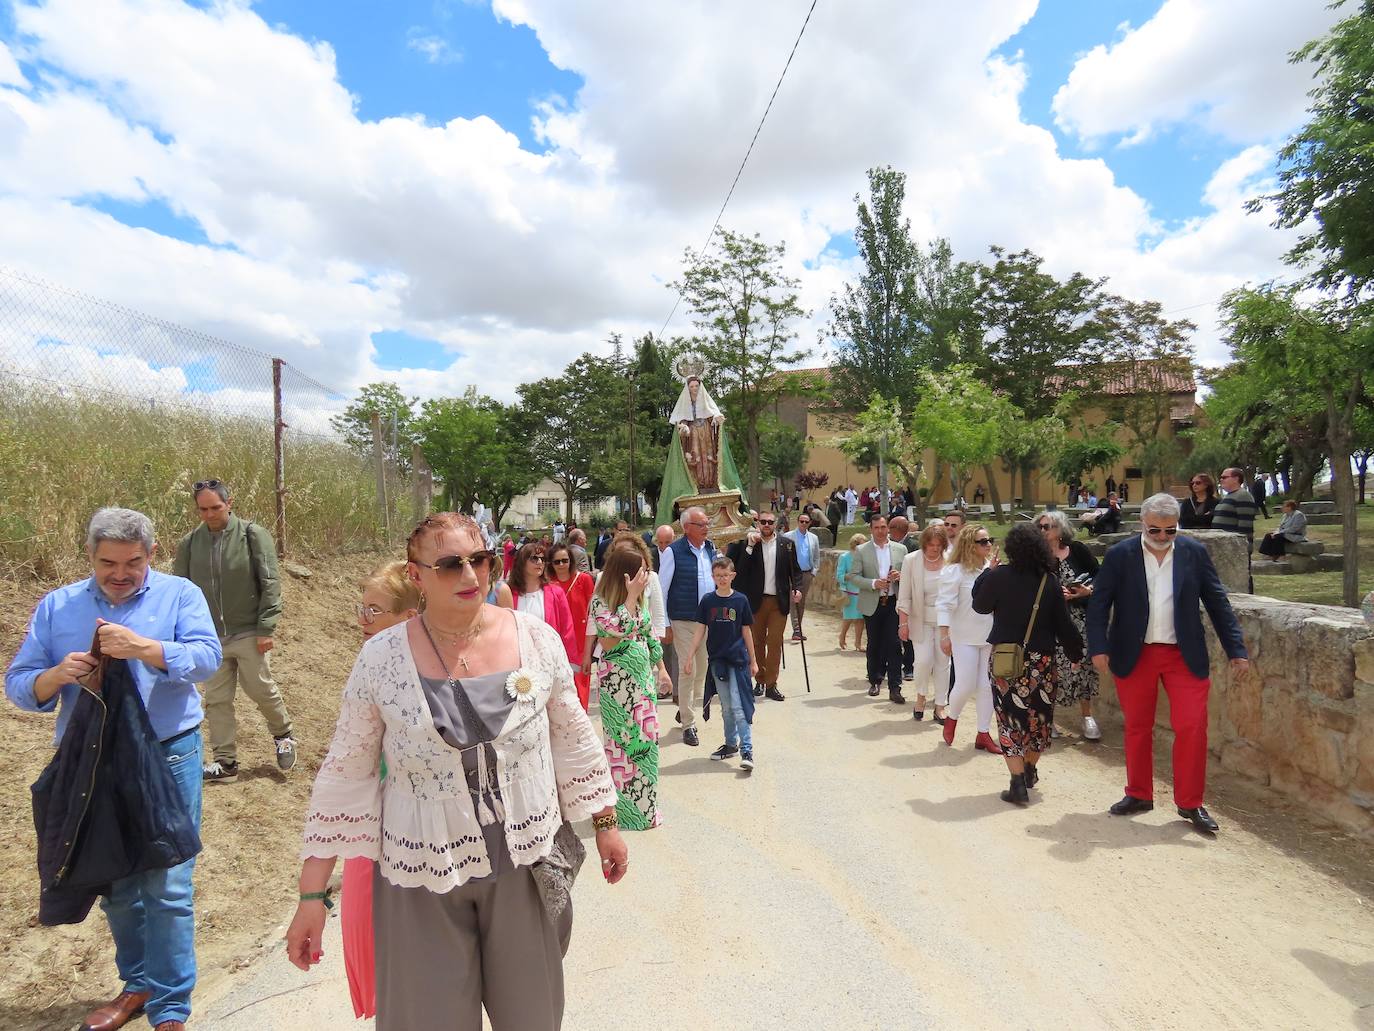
[785,511,821,643]
[6,508,220,1031]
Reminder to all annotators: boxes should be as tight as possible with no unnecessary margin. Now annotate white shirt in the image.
[873,541,892,594]
[759,536,778,595]
[1143,543,1177,645]
[515,588,546,621]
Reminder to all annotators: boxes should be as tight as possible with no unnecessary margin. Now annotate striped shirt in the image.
[1211,488,1258,545]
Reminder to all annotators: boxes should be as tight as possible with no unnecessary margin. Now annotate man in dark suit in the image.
[727,511,801,702]
[1087,493,1249,833]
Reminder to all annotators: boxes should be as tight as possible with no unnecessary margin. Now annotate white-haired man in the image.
[658,507,716,745]
[7,508,221,1031]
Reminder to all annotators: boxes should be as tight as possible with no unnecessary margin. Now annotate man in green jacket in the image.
[174,480,296,783]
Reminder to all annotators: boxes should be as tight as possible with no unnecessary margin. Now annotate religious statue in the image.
[670,373,724,494]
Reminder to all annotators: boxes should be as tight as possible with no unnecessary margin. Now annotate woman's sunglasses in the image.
[975,538,993,546]
[412,551,496,576]
[551,557,571,566]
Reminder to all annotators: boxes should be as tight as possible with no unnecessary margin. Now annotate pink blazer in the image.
[514,584,580,664]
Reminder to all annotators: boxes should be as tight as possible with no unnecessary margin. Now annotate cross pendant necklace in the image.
[420,613,483,685]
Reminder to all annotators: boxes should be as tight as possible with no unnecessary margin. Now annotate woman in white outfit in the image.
[896,523,951,723]
[937,524,1003,754]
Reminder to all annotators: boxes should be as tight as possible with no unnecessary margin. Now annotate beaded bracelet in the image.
[592,812,618,832]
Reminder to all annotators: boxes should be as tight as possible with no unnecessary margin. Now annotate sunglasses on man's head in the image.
[1145,526,1179,536]
[193,479,223,492]
[412,550,496,576]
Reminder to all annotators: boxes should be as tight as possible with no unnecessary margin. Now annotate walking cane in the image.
[799,626,812,693]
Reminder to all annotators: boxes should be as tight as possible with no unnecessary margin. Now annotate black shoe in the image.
[912,709,925,721]
[1177,806,1219,833]
[903,671,914,681]
[1023,764,1039,789]
[753,683,765,698]
[867,684,881,697]
[1000,773,1029,806]
[765,686,785,702]
[1109,795,1154,816]
[683,726,700,747]
[889,691,906,705]
[710,744,739,761]
[740,750,754,771]
[675,711,681,724]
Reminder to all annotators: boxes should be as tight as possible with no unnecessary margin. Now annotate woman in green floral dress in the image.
[591,547,663,829]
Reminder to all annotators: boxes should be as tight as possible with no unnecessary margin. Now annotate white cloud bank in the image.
[0,0,1341,405]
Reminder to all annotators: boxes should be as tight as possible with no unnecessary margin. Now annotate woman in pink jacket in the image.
[509,542,580,663]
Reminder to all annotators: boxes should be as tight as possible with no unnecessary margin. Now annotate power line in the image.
[658,0,820,339]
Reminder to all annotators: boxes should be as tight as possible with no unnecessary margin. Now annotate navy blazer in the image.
[1085,534,1247,680]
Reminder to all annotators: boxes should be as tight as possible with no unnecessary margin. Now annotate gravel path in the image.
[197,611,1374,1030]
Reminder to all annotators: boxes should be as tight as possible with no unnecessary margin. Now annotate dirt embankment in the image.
[0,550,392,1031]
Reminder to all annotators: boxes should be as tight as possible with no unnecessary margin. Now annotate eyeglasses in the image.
[1145,526,1179,536]
[1036,523,1052,531]
[551,557,570,566]
[356,603,386,624]
[975,538,993,546]
[528,555,546,563]
[1190,479,1205,486]
[412,551,496,576]
[193,479,223,492]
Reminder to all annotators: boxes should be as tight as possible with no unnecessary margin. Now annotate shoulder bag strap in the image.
[1023,574,1048,651]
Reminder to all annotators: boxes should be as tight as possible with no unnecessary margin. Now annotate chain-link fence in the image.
[0,266,411,578]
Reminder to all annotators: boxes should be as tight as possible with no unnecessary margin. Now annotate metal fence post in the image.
[372,411,391,540]
[272,357,287,558]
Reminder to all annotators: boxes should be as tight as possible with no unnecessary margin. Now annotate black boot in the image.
[1000,773,1029,806]
[1023,763,1039,789]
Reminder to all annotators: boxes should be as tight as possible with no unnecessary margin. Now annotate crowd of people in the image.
[4,462,1275,1029]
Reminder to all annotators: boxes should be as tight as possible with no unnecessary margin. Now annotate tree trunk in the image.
[746,419,761,509]
[905,474,928,525]
[1331,441,1359,606]
[981,463,1005,522]
[1019,464,1035,510]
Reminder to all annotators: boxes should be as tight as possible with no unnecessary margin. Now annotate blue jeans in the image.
[712,668,752,752]
[100,726,203,1024]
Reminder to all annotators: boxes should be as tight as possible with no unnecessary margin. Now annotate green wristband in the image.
[299,889,334,910]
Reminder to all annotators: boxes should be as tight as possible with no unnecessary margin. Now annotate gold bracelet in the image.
[592,812,618,832]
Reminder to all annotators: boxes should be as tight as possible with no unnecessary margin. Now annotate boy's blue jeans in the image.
[100,725,203,1025]
[712,666,752,752]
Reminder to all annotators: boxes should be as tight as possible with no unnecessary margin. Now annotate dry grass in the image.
[0,382,400,581]
[0,551,393,1030]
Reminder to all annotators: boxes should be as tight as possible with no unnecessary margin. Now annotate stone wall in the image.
[811,537,1374,838]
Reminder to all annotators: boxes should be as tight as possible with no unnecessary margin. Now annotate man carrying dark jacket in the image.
[727,511,802,702]
[1086,493,1249,834]
[6,507,220,1031]
[174,480,294,783]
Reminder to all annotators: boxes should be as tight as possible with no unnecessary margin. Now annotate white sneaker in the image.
[1082,716,1102,741]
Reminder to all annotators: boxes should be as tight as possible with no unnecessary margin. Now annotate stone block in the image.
[1252,560,1295,576]
[1180,530,1250,593]
[1219,740,1270,785]
[1313,553,1345,572]
[1301,616,1360,700]
[1304,513,1344,525]
[1288,554,1316,573]
[1299,500,1336,515]
[1224,663,1264,739]
[1354,641,1374,683]
[1286,540,1325,556]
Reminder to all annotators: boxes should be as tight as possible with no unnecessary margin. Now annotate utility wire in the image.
[658,0,820,340]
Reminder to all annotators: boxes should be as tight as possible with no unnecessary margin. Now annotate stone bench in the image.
[1304,513,1344,526]
[1300,500,1336,515]
[1253,539,1346,575]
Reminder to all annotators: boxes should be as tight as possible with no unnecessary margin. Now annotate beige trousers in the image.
[201,635,292,765]
[670,618,708,730]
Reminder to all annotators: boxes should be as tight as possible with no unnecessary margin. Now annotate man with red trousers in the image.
[1086,493,1249,834]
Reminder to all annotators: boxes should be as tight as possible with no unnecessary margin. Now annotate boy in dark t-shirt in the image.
[683,556,760,770]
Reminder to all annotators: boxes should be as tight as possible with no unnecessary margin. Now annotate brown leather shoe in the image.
[153,1022,186,1031]
[80,990,150,1031]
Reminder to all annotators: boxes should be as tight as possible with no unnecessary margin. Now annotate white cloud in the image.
[1052,0,1341,145]
[406,28,461,65]
[0,40,24,86]
[0,0,1328,407]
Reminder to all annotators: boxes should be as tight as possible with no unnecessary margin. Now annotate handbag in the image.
[990,574,1047,680]
[445,670,586,921]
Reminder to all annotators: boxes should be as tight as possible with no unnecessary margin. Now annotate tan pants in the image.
[670,618,708,730]
[202,636,292,765]
[790,570,815,636]
[752,596,787,686]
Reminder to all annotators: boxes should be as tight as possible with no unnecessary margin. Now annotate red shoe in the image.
[942,717,957,746]
[974,731,1003,754]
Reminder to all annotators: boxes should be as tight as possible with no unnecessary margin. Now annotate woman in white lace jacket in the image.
[286,513,625,1031]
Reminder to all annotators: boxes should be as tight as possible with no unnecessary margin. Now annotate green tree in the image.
[673,229,810,504]
[517,354,622,523]
[912,365,1013,506]
[413,390,538,523]
[1048,433,1128,493]
[834,395,932,522]
[1221,285,1374,605]
[331,381,419,471]
[1256,2,1374,295]
[760,418,809,492]
[972,247,1111,505]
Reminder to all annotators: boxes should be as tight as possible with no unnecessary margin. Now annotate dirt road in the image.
[197,609,1373,1030]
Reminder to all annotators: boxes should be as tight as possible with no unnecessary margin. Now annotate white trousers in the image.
[949,642,993,733]
[910,625,950,706]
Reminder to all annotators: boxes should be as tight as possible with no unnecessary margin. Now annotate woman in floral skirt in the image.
[590,546,663,829]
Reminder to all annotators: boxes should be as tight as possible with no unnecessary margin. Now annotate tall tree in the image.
[517,354,622,523]
[1256,1,1374,296]
[911,365,1014,505]
[834,395,933,523]
[331,381,419,471]
[1221,285,1374,605]
[413,390,538,523]
[760,417,809,493]
[972,247,1111,504]
[673,229,810,504]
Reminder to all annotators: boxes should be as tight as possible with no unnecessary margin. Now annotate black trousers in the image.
[865,601,902,693]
